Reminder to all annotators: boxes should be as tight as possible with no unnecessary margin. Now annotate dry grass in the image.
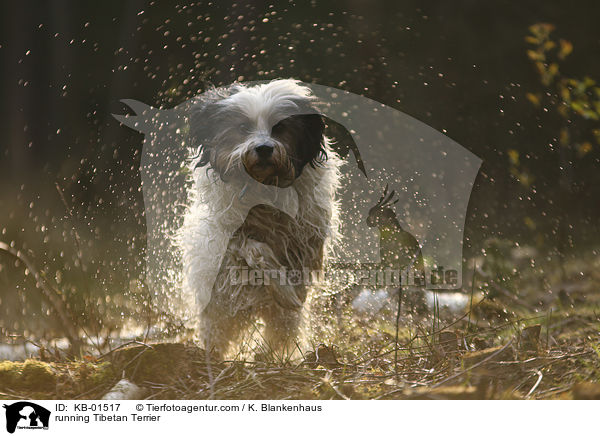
[1,291,599,400]
[1,251,599,400]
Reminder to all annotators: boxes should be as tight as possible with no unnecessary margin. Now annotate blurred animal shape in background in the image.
[366,184,424,273]
[364,184,427,314]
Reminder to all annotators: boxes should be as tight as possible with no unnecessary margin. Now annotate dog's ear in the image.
[189,98,216,169]
[323,115,366,178]
[299,114,327,168]
[189,84,244,168]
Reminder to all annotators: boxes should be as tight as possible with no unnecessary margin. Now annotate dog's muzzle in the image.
[242,141,294,187]
[255,143,275,159]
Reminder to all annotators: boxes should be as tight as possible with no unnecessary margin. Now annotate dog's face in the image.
[190,80,326,187]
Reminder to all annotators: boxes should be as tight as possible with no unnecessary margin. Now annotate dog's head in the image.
[190,79,326,187]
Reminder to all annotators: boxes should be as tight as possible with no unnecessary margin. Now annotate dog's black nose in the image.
[255,143,274,159]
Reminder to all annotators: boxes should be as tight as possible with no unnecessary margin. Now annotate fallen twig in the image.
[431,339,514,388]
[526,369,543,398]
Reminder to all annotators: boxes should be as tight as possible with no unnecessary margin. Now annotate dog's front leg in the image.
[199,303,250,360]
[259,304,303,359]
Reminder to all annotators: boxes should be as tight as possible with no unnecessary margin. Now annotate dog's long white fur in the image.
[178,80,342,357]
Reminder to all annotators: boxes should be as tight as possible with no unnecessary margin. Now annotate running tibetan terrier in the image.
[179,80,342,358]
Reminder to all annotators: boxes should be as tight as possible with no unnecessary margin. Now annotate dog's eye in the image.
[239,122,252,132]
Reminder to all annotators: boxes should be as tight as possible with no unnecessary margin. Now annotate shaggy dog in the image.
[179,80,342,358]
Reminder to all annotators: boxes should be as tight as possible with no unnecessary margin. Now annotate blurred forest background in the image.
[1,1,599,351]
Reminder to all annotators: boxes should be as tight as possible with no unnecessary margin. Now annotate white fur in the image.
[177,80,342,357]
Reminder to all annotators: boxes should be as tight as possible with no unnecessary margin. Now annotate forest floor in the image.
[1,245,599,400]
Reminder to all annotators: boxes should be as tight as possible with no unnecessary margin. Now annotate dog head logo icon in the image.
[3,402,50,433]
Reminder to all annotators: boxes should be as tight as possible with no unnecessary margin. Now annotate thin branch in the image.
[526,369,544,398]
[0,241,81,354]
[394,286,403,376]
